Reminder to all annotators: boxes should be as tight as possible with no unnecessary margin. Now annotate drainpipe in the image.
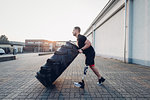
[124,0,127,63]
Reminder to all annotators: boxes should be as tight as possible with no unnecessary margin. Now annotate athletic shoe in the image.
[74,80,85,88]
[97,77,105,85]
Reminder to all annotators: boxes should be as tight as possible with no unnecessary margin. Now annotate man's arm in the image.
[78,39,91,53]
[81,39,91,50]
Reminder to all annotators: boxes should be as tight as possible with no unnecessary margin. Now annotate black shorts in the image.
[85,51,95,66]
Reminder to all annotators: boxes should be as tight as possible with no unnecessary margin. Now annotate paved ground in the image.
[0,53,150,100]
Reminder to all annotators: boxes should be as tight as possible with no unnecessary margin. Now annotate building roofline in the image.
[84,0,115,35]
[25,39,48,41]
[0,41,25,46]
[25,39,76,42]
[55,41,76,42]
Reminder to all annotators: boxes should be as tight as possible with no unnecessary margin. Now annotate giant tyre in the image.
[35,42,79,87]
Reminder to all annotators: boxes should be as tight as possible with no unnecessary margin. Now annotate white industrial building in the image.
[84,0,150,66]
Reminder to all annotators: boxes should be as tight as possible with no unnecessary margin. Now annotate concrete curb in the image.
[0,55,16,62]
[38,52,54,56]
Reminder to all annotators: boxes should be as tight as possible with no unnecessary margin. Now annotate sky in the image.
[0,0,109,42]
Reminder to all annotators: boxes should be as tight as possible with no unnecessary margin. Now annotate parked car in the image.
[0,48,5,55]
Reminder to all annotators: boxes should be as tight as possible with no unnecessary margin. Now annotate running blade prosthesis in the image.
[74,66,88,89]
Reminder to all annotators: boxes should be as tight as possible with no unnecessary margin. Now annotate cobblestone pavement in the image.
[0,53,150,100]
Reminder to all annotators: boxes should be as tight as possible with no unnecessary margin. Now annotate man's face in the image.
[72,29,78,36]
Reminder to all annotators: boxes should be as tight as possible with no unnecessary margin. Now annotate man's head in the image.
[72,26,81,36]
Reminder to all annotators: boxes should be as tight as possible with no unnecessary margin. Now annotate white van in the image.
[0,48,5,55]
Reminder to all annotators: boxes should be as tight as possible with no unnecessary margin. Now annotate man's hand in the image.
[78,49,83,53]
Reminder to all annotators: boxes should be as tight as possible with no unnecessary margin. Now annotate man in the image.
[72,26,105,88]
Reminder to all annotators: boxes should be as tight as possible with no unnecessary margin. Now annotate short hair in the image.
[74,26,81,33]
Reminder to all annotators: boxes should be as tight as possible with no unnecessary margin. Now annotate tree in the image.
[0,35,9,43]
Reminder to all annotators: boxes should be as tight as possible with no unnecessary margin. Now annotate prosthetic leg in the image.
[74,66,88,89]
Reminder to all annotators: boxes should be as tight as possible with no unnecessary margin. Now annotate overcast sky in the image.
[0,0,109,42]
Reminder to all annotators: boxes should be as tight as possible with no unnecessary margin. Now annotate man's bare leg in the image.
[90,66,101,80]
